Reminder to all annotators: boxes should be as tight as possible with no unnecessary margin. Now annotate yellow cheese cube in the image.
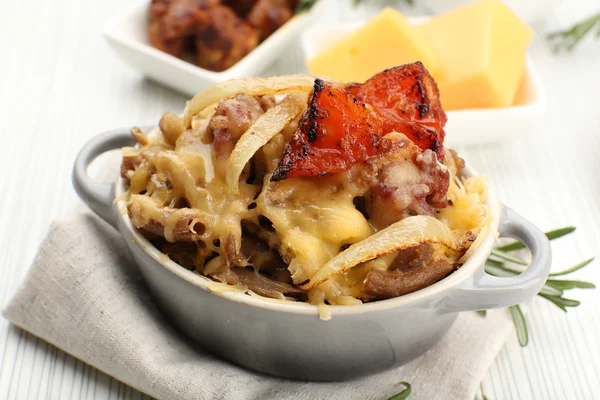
[307,8,442,83]
[419,0,533,110]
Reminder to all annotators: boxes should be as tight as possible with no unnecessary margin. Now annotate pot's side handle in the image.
[441,206,552,313]
[72,129,136,229]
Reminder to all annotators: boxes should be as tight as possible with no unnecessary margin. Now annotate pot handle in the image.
[72,129,136,229]
[440,206,552,313]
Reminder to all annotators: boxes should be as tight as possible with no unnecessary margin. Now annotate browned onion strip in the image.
[301,215,461,290]
[226,94,306,193]
[183,74,315,127]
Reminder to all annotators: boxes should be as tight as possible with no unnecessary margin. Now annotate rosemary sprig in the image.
[539,293,581,312]
[509,305,528,346]
[483,227,594,347]
[386,382,411,400]
[489,249,529,266]
[549,257,594,276]
[480,383,489,400]
[548,11,600,53]
[388,227,592,399]
[495,227,575,252]
[546,279,595,290]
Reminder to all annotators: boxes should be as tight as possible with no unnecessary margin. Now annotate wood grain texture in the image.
[1,0,599,399]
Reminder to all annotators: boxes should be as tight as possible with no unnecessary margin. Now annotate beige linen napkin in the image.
[2,209,515,400]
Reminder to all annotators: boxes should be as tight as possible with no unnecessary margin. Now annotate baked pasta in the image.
[120,62,490,312]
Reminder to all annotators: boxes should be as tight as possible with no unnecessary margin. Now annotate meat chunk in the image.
[150,0,175,19]
[247,0,294,40]
[208,233,304,299]
[230,267,306,299]
[364,245,454,299]
[148,19,187,57]
[389,243,434,272]
[364,133,449,228]
[272,79,383,181]
[240,233,293,283]
[158,241,203,270]
[210,94,266,155]
[347,62,447,159]
[209,94,267,177]
[195,4,259,71]
[148,0,213,57]
[364,258,454,299]
[147,0,259,71]
[157,0,202,40]
[222,0,258,18]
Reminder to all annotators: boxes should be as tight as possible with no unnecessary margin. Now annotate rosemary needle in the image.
[387,382,412,400]
[495,227,576,252]
[490,249,529,266]
[545,279,596,290]
[482,226,594,347]
[539,294,581,312]
[548,12,600,53]
[509,305,529,347]
[549,257,595,277]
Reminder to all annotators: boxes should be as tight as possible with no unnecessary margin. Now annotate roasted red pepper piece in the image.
[347,62,446,159]
[271,79,383,181]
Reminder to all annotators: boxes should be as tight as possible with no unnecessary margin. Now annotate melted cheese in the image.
[124,101,490,307]
[259,175,372,284]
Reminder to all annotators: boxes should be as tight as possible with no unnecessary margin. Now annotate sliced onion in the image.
[226,94,306,193]
[301,215,462,290]
[183,74,315,127]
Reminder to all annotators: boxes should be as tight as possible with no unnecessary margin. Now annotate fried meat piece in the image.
[148,19,187,57]
[148,0,210,57]
[247,0,294,41]
[222,0,258,18]
[272,79,383,181]
[195,4,259,71]
[148,0,259,71]
[363,133,449,228]
[347,62,447,159]
[272,63,448,181]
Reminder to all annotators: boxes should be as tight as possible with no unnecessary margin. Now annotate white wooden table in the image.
[1,0,599,398]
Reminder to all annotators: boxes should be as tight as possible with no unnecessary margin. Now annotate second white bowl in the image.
[104,0,325,95]
[301,19,547,147]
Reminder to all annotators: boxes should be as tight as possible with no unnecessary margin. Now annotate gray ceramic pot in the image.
[73,128,552,381]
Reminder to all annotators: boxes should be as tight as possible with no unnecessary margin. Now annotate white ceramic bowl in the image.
[72,128,551,380]
[301,19,547,147]
[104,0,325,95]
[421,0,553,24]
